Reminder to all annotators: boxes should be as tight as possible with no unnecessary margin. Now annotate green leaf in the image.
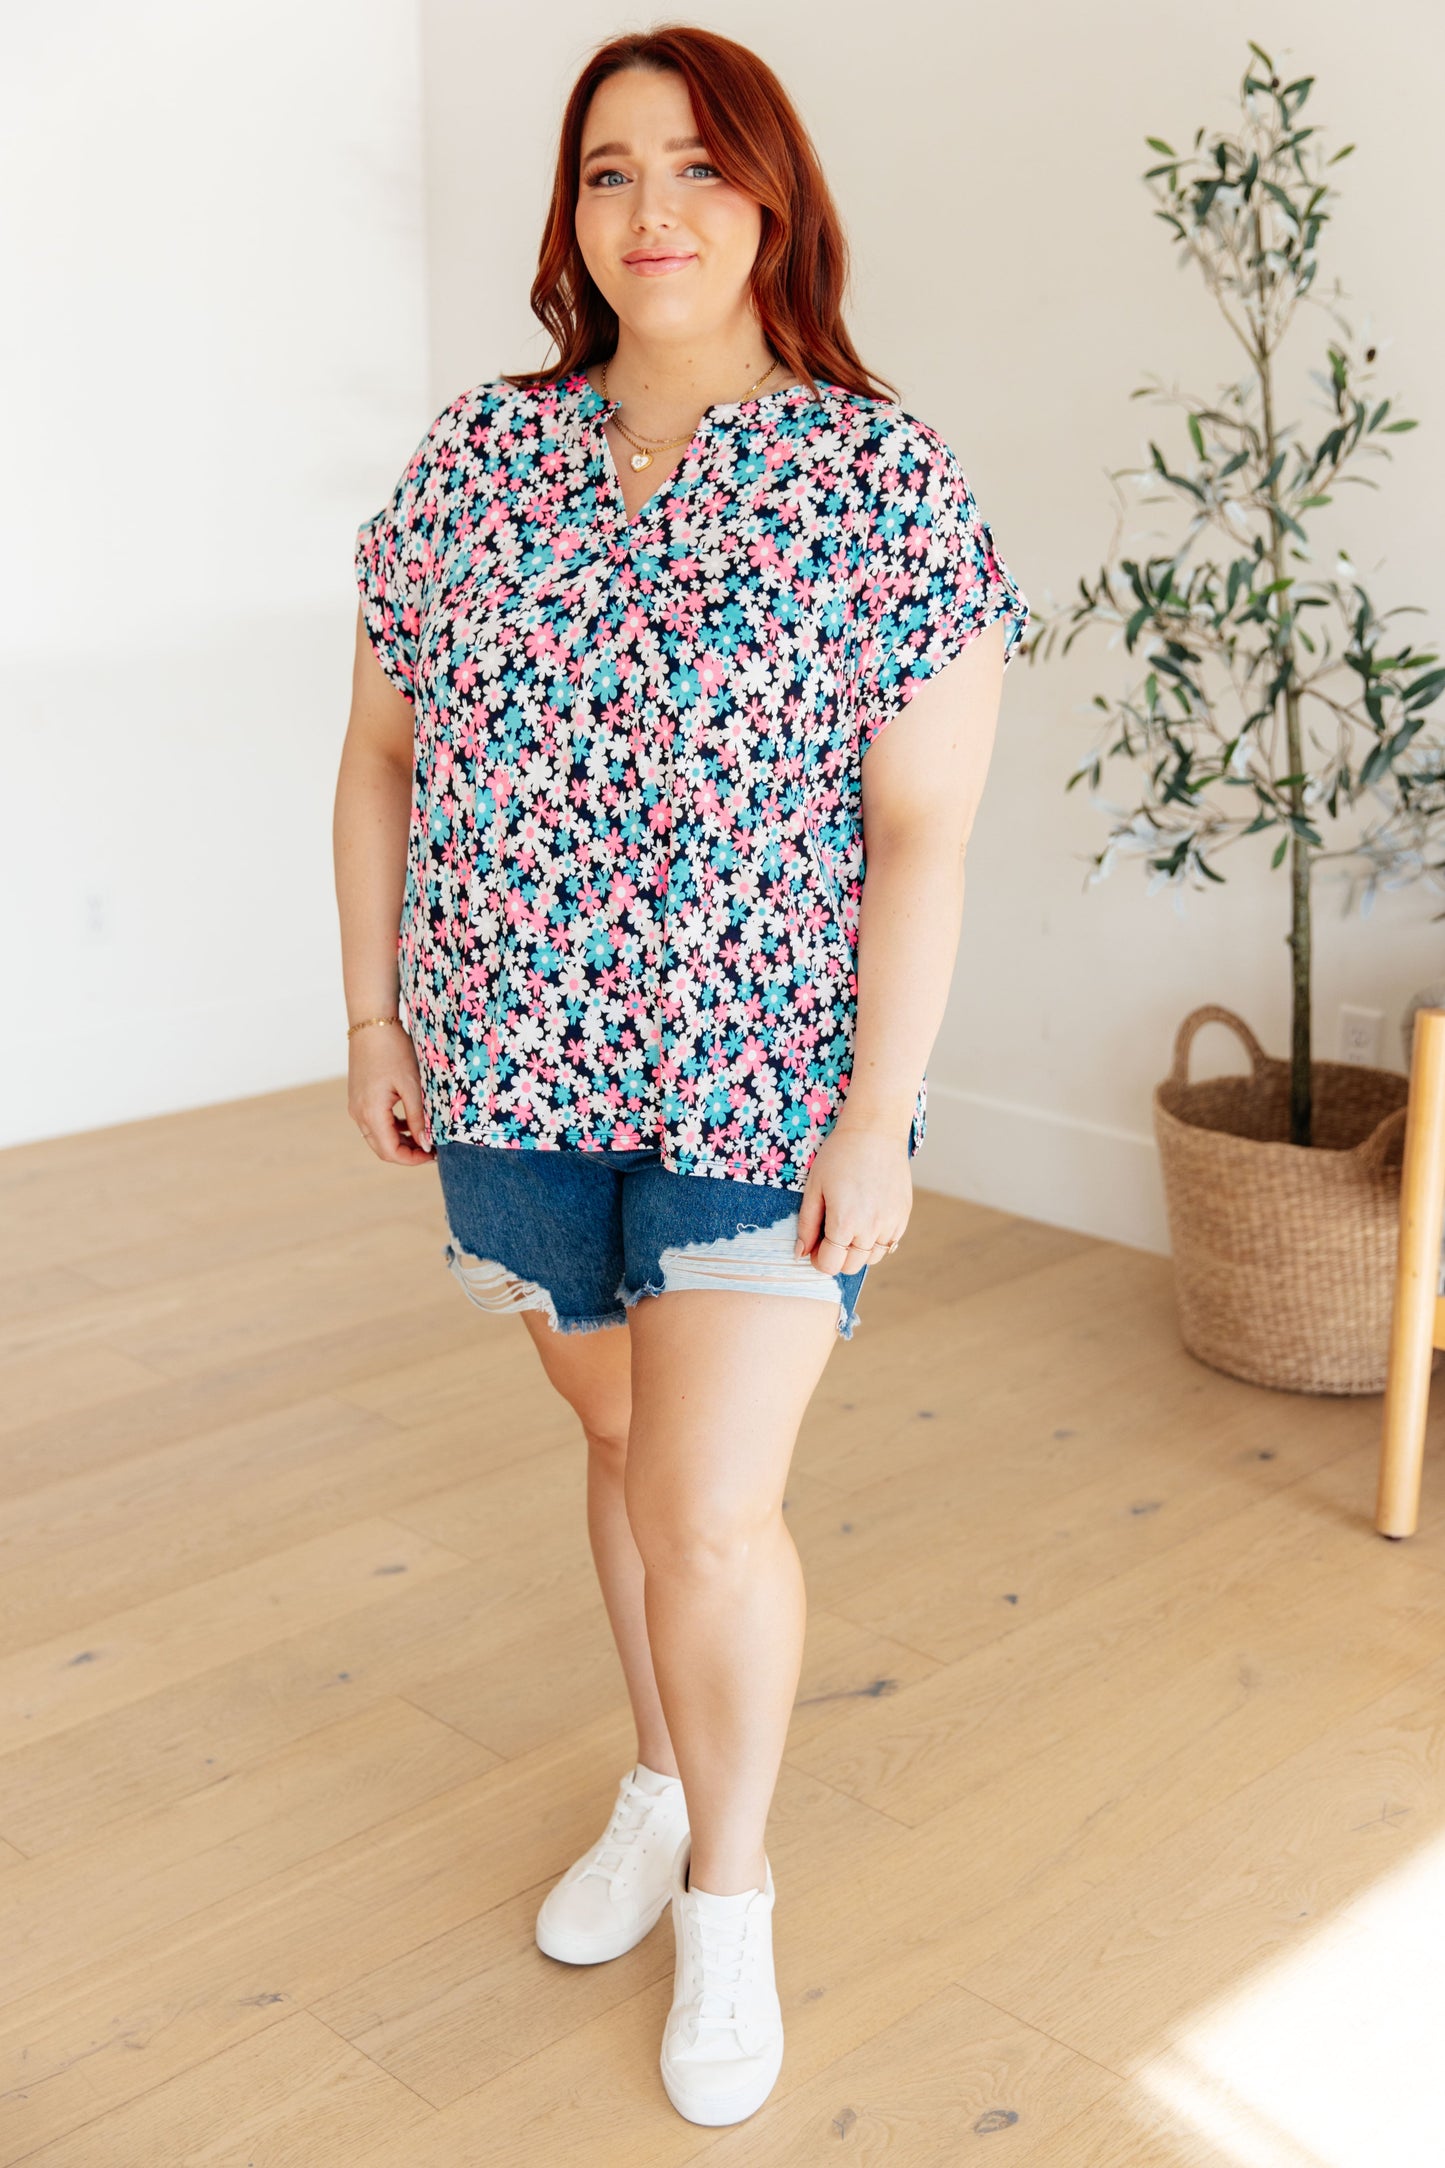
[1145,135,1177,155]
[1359,741,1392,787]
[1404,668,1445,711]
[1271,836,1289,868]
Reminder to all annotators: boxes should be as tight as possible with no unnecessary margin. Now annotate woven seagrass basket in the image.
[1153,1004,1412,1396]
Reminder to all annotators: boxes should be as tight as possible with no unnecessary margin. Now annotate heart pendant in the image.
[629,450,652,470]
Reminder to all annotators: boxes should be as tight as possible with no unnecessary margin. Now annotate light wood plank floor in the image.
[1,1078,1441,2165]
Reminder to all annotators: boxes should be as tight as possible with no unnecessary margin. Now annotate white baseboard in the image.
[913,1079,1169,1256]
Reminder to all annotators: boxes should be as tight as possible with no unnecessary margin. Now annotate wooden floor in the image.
[2,1078,1442,2166]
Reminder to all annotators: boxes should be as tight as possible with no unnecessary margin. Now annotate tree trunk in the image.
[1288,811,1313,1147]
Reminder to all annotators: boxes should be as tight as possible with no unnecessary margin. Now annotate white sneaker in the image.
[659,1833,784,2125]
[535,1763,690,1964]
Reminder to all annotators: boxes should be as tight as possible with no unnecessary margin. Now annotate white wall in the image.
[9,2,1442,1258]
[417,0,1445,1252]
[1,2,430,1146]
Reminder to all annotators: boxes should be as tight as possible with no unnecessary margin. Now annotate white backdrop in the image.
[1,2,429,1146]
[6,0,1443,1254]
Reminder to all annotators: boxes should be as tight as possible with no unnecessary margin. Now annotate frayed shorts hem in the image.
[442,1241,858,1339]
[617,1276,857,1339]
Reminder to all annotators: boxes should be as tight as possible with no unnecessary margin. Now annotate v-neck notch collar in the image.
[563,367,827,438]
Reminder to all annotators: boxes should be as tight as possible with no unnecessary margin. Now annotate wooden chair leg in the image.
[1377,1008,1445,1537]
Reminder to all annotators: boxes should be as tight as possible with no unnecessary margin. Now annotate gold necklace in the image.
[600,355,783,469]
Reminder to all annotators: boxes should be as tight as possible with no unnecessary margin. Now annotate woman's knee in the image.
[624,1479,782,1577]
[584,1422,631,1477]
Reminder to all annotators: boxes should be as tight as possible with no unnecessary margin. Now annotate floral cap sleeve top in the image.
[354,369,1029,1193]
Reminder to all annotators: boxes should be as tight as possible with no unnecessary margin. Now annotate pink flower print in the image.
[524,623,560,667]
[696,652,727,695]
[662,591,703,634]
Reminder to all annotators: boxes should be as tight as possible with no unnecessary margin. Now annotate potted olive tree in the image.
[1026,41,1445,1394]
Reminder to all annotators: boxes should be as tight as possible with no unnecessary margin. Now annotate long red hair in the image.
[503,23,897,403]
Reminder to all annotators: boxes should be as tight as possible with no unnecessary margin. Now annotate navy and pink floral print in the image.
[355,367,1028,1191]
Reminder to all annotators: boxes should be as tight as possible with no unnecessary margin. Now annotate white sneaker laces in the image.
[576,1776,657,1887]
[686,1905,758,2044]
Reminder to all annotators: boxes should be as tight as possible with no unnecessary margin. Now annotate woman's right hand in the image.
[347,1022,434,1165]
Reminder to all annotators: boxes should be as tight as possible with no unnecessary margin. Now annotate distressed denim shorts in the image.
[434,1142,867,1340]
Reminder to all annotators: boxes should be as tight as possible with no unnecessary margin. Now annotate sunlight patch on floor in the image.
[1135,1832,1445,2167]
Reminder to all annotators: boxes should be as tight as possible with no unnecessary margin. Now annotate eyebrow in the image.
[580,135,707,162]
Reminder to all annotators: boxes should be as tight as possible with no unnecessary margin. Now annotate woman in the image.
[334,22,1028,2129]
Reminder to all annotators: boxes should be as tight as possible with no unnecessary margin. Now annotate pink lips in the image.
[622,252,696,276]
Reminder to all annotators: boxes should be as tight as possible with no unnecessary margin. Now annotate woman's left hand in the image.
[794,1120,912,1276]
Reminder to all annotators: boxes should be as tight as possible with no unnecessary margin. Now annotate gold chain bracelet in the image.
[347,1014,402,1040]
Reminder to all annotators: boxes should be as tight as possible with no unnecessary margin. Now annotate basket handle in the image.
[1355,1103,1408,1178]
[1168,1004,1271,1086]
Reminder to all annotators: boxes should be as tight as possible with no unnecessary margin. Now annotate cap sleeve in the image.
[354,407,454,697]
[849,415,1029,756]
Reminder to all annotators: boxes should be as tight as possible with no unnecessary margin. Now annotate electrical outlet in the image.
[1337,1004,1384,1067]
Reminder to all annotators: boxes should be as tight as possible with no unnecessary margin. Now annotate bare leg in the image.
[622,1287,839,1895]
[519,1311,677,1776]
